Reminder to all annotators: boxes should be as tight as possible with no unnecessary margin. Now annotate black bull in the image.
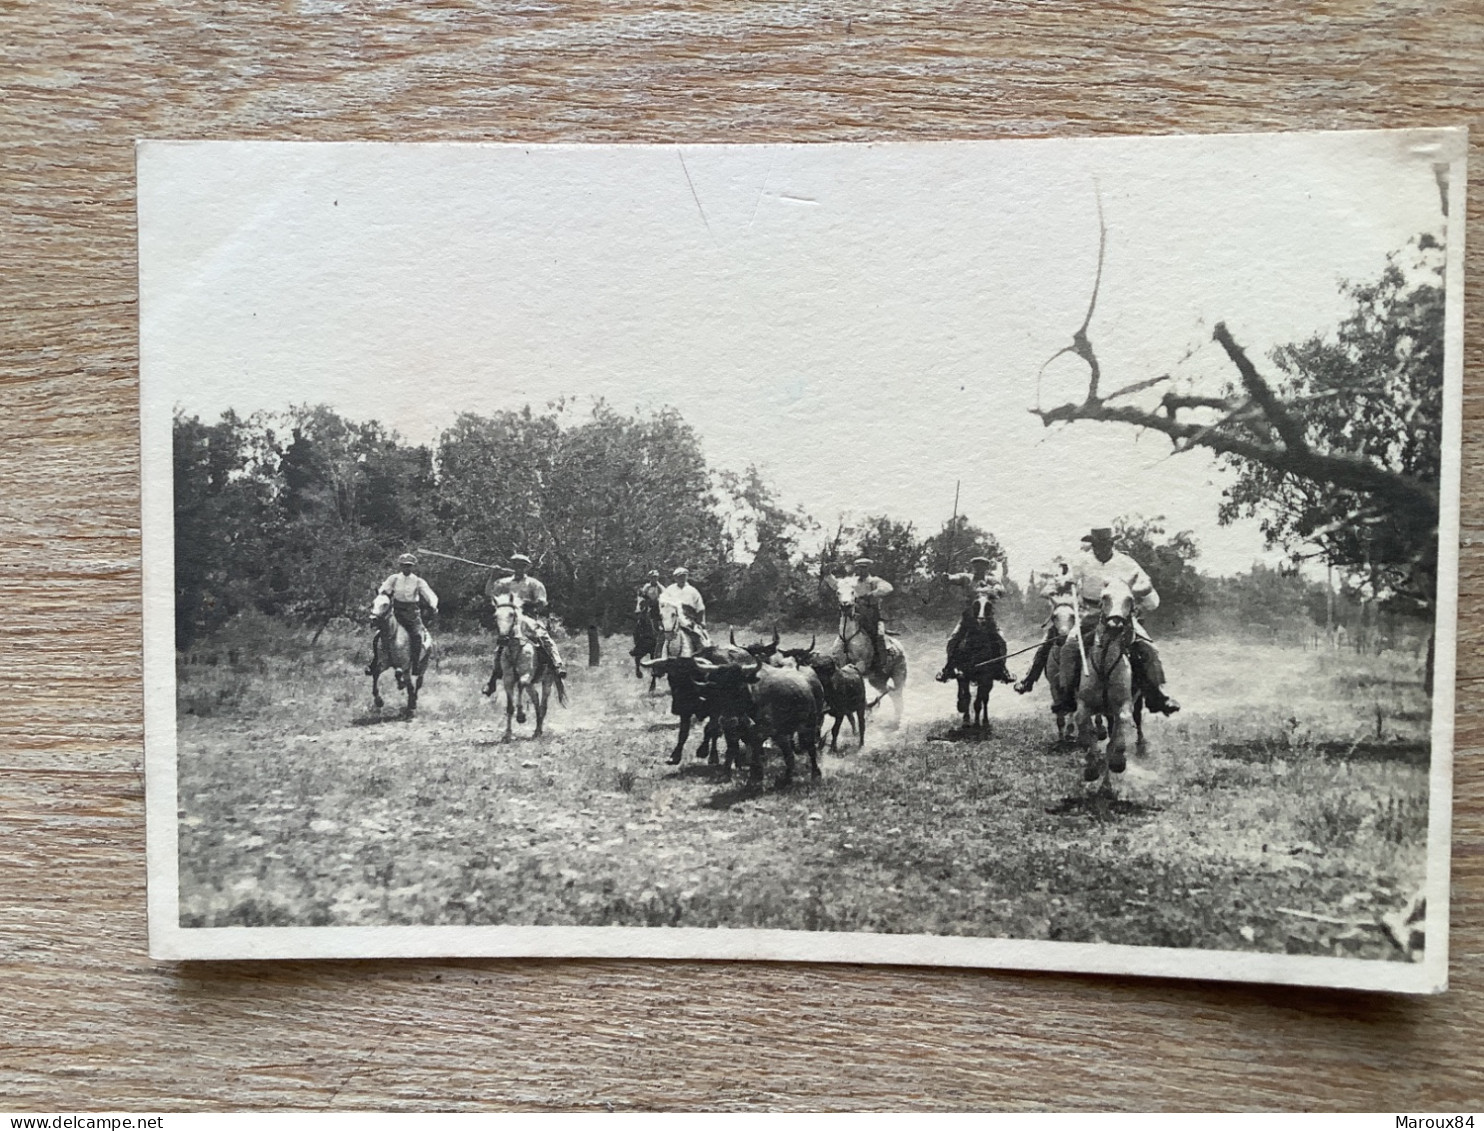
[641,651,823,783]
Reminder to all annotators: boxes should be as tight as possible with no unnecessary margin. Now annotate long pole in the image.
[945,479,960,571]
[416,548,512,572]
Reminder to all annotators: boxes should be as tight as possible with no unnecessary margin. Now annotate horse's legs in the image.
[830,713,844,752]
[1075,695,1102,783]
[856,704,866,749]
[956,676,971,723]
[1107,702,1133,774]
[701,716,720,764]
[1133,692,1146,754]
[503,683,515,742]
[975,678,991,730]
[370,669,384,709]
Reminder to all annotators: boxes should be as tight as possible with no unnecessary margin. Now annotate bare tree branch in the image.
[1036,186,1107,404]
[1103,373,1171,402]
[1213,322,1310,455]
[1031,397,1437,514]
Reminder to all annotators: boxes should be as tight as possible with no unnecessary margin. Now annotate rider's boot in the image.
[936,652,955,683]
[1147,688,1181,715]
[1016,639,1052,694]
[483,657,501,696]
[1131,638,1180,714]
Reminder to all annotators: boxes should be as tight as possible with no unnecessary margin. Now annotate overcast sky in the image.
[139,131,1453,579]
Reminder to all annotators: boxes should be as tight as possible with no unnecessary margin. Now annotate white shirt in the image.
[849,575,893,604]
[661,582,706,621]
[380,572,439,609]
[489,574,548,612]
[947,572,1004,598]
[1067,548,1158,612]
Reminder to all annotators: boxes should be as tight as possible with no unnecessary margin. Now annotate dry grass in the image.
[175,623,1432,960]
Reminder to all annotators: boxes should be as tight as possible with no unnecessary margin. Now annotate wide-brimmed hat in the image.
[509,552,533,566]
[1080,527,1114,543]
[397,553,417,567]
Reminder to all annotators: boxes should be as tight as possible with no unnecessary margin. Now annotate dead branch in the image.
[1213,322,1309,454]
[1037,188,1108,403]
[1032,397,1437,514]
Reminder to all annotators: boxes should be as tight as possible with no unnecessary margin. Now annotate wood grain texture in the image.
[2,0,1481,1110]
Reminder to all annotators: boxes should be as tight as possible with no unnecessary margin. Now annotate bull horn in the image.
[807,633,816,652]
[771,626,780,647]
[638,657,660,669]
[729,628,737,645]
[693,657,720,672]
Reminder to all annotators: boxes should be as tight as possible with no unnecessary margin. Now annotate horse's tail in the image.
[555,676,569,708]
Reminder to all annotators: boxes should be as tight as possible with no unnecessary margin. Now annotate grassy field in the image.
[175,620,1432,960]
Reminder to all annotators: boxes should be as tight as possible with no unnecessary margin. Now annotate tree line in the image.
[173,398,1013,648]
[176,240,1444,654]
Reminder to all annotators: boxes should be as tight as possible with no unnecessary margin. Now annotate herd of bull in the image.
[638,630,874,786]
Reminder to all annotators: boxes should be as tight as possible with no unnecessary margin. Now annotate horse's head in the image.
[970,591,995,626]
[658,599,683,634]
[492,595,521,639]
[369,593,392,622]
[1099,578,1136,632]
[826,573,854,613]
[1050,599,1077,642]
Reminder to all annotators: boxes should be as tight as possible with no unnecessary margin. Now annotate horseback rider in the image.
[848,557,893,670]
[637,569,663,613]
[1016,527,1180,715]
[483,553,567,693]
[660,567,710,650]
[935,555,1015,685]
[1013,560,1074,695]
[369,552,438,674]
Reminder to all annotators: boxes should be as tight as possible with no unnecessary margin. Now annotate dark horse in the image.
[630,589,663,685]
[949,591,1007,729]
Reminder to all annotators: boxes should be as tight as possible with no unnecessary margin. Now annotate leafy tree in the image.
[921,515,1006,578]
[714,465,819,625]
[173,410,275,648]
[852,515,927,588]
[435,401,729,631]
[1111,514,1204,631]
[270,406,438,637]
[1216,238,1445,615]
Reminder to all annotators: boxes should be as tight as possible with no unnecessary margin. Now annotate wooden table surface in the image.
[3,0,1481,1111]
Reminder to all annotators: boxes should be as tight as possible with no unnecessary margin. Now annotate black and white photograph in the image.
[140,131,1463,990]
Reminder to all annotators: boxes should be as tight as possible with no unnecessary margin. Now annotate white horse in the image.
[1060,579,1139,788]
[1043,596,1081,744]
[828,574,907,727]
[367,592,431,716]
[490,595,564,741]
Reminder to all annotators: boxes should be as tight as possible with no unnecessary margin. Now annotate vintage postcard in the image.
[140,131,1464,991]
